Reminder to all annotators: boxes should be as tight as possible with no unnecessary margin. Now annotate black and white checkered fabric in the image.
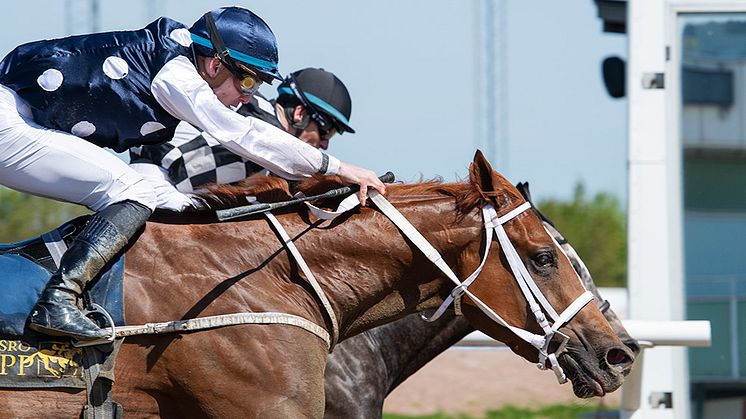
[130,93,282,193]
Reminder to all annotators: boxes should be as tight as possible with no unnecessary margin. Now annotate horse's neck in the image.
[367,311,474,393]
[126,195,481,349]
[325,197,482,341]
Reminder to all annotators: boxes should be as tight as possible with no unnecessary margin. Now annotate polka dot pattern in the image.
[71,121,96,137]
[140,121,166,136]
[102,56,129,80]
[169,28,193,47]
[4,17,192,151]
[37,69,64,91]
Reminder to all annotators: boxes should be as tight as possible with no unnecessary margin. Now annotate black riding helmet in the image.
[277,68,355,134]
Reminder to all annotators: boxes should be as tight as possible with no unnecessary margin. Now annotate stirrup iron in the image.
[73,303,116,347]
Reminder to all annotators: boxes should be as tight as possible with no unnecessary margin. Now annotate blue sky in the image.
[0,0,628,203]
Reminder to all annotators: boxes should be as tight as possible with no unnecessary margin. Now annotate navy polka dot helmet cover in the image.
[190,7,282,82]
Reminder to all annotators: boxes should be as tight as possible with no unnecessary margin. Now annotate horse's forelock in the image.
[492,176,526,212]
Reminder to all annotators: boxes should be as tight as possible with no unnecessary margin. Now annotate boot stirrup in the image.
[73,303,116,347]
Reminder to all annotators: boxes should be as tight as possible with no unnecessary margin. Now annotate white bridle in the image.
[367,191,594,384]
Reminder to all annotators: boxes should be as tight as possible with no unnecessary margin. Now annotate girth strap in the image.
[113,312,331,350]
[41,229,67,268]
[40,227,123,418]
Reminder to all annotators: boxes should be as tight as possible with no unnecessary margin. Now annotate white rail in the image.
[456,319,711,348]
[455,318,711,419]
[622,320,710,347]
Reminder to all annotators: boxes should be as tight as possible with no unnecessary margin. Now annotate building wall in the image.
[679,14,746,410]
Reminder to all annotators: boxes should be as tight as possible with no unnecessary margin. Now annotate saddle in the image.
[0,215,125,390]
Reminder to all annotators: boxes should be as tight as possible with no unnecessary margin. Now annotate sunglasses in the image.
[316,117,338,140]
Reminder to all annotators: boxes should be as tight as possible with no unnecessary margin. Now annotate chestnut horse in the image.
[0,152,633,418]
[324,218,639,419]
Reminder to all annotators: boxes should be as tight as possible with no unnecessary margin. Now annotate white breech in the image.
[0,85,156,212]
[129,162,198,211]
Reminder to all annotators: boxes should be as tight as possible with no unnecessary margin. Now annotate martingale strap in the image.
[263,211,340,349]
[96,195,362,352]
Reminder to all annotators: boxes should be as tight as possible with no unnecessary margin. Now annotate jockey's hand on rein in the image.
[337,162,386,206]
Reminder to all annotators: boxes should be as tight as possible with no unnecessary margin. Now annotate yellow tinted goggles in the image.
[222,60,263,95]
[236,67,262,95]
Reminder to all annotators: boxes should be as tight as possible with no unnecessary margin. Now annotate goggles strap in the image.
[204,12,231,64]
[288,74,330,129]
[203,12,250,84]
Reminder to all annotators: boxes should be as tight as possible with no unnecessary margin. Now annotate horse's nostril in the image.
[606,348,632,366]
[623,338,641,356]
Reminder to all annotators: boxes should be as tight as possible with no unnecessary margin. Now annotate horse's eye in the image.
[534,252,554,267]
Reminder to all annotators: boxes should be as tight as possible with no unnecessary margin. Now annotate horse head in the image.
[452,151,634,397]
[514,180,640,358]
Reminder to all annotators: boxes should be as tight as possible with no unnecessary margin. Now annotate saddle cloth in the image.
[0,216,125,388]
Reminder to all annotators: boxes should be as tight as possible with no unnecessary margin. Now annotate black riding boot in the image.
[28,200,152,340]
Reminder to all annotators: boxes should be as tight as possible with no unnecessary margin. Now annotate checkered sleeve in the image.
[133,121,267,193]
[151,58,338,179]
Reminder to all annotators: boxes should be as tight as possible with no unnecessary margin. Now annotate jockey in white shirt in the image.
[0,7,384,341]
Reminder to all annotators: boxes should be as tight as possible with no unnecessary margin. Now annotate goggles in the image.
[317,119,337,141]
[287,74,341,139]
[230,63,263,96]
[203,12,269,95]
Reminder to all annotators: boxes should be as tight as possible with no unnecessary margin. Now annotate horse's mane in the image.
[188,175,295,210]
[179,174,483,219]
[147,171,505,225]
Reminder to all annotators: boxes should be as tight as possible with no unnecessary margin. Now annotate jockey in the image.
[274,67,356,148]
[130,67,356,211]
[0,7,385,341]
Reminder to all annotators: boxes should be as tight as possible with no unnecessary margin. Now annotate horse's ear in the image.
[470,150,497,200]
[516,181,532,202]
[471,150,519,206]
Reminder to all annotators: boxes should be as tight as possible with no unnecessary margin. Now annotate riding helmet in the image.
[277,68,355,134]
[189,7,282,82]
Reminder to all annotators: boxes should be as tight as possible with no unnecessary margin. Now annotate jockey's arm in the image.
[151,56,338,181]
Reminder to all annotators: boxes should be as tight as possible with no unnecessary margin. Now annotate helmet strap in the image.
[203,12,246,79]
[198,57,233,89]
[286,105,310,130]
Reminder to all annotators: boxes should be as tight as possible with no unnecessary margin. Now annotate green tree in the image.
[537,183,627,287]
[0,187,90,242]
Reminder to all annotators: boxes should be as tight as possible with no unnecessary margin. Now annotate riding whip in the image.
[216,172,395,221]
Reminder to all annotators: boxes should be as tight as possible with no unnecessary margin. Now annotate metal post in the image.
[484,0,496,163]
[625,0,690,417]
[91,0,99,32]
